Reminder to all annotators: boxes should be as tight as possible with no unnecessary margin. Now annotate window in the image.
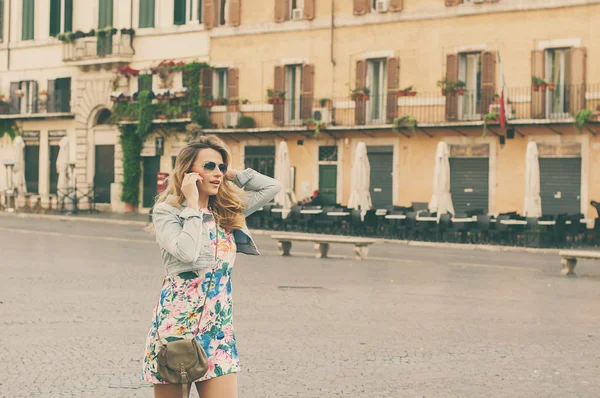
[46,78,71,113]
[213,68,228,99]
[216,0,228,26]
[285,64,302,125]
[22,0,35,41]
[319,146,338,162]
[98,0,114,28]
[95,109,112,125]
[19,81,38,114]
[138,74,153,92]
[98,0,114,55]
[139,0,155,28]
[366,58,386,124]
[458,52,482,120]
[0,0,5,42]
[49,0,73,37]
[545,48,570,119]
[53,78,71,113]
[289,0,303,19]
[244,146,275,178]
[174,0,202,25]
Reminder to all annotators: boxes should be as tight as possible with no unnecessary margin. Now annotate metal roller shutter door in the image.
[539,157,581,216]
[449,158,489,215]
[367,146,394,209]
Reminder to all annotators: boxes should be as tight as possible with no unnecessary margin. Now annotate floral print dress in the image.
[142,209,240,383]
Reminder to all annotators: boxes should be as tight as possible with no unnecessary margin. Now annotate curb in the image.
[0,211,149,227]
[0,211,562,255]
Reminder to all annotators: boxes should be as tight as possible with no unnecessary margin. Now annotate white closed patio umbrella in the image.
[347,141,372,220]
[523,141,542,218]
[12,136,26,195]
[274,141,297,219]
[56,136,72,196]
[429,141,455,219]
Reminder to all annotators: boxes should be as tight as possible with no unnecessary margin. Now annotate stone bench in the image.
[559,250,600,276]
[271,234,376,260]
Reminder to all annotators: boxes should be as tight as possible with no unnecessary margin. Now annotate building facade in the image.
[1,0,599,219]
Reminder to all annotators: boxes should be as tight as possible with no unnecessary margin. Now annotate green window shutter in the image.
[49,0,61,37]
[22,0,35,40]
[64,0,73,32]
[198,0,203,23]
[174,0,186,25]
[98,0,114,28]
[0,0,5,42]
[56,78,71,113]
[139,0,155,28]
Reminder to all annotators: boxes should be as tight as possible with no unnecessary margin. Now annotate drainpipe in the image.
[6,0,12,70]
[129,0,136,55]
[330,0,335,119]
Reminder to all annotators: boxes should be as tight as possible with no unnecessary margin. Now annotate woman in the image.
[142,135,281,398]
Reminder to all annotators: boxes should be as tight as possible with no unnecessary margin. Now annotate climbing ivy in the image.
[115,61,213,206]
[182,62,211,128]
[119,90,153,206]
[0,120,21,140]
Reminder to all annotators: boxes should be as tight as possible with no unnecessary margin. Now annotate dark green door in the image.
[49,145,60,194]
[318,165,337,205]
[25,145,40,194]
[143,156,161,208]
[94,145,114,203]
[449,157,489,215]
[97,0,113,56]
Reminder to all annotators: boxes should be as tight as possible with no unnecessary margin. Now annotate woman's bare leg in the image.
[195,373,238,398]
[154,383,193,398]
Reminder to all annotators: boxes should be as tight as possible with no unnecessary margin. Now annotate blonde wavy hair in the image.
[154,135,246,231]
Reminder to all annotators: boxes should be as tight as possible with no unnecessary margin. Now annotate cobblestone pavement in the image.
[1,217,599,398]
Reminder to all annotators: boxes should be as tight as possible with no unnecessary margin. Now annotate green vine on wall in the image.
[182,62,211,128]
[0,120,21,140]
[114,62,212,206]
[119,90,153,206]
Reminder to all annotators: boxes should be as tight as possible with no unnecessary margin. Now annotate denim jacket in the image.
[152,168,282,275]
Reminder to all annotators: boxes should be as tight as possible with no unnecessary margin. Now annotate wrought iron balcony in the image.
[62,34,134,69]
[201,84,600,133]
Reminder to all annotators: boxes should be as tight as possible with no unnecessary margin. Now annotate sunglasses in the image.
[202,161,228,174]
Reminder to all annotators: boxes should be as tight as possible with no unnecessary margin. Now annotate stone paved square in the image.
[1,216,599,397]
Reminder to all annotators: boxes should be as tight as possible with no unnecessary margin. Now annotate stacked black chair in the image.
[470,215,492,244]
[490,214,511,245]
[436,213,452,242]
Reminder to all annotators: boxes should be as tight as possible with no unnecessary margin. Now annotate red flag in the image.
[499,89,507,129]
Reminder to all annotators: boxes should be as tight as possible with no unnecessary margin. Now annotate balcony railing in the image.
[0,95,71,117]
[112,84,600,132]
[62,34,134,65]
[201,84,599,131]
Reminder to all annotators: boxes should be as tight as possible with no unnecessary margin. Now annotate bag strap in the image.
[155,219,219,345]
